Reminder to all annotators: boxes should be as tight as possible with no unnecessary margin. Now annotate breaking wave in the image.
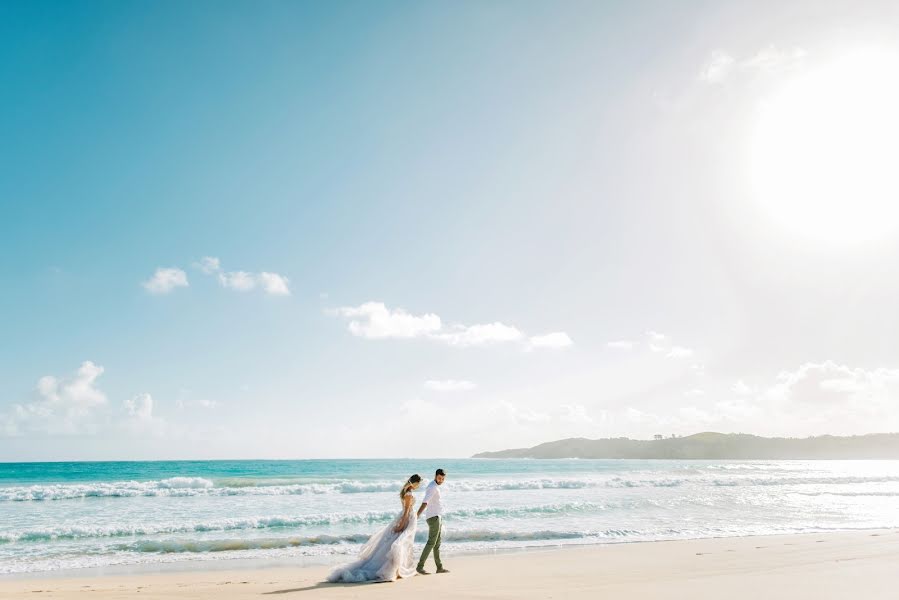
[120,528,627,554]
[6,472,899,501]
[0,502,605,544]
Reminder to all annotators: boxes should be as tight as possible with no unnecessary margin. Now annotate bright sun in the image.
[750,48,899,244]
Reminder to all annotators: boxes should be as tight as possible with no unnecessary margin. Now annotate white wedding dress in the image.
[327,491,418,583]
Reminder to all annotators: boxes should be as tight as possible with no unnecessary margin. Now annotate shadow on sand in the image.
[264,580,389,594]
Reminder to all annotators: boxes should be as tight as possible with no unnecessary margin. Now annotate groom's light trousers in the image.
[418,516,442,570]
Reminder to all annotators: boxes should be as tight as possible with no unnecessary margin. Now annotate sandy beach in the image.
[3,529,898,599]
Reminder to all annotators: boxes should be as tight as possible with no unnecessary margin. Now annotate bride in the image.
[327,474,422,583]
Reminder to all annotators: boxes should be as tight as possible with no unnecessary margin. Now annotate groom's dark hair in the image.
[435,469,446,477]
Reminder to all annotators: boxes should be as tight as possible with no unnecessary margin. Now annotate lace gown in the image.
[326,492,418,583]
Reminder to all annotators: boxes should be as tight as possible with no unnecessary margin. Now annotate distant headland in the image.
[472,432,899,459]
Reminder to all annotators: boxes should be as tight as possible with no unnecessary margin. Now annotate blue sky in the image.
[3,1,899,460]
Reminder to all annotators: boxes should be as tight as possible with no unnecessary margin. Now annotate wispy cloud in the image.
[698,50,736,83]
[177,398,218,410]
[732,380,752,395]
[124,393,154,420]
[699,44,807,84]
[607,340,636,350]
[667,346,694,359]
[645,331,695,360]
[558,404,593,424]
[329,301,571,350]
[121,392,167,436]
[647,330,669,353]
[142,268,189,294]
[528,332,574,350]
[435,323,525,347]
[424,379,477,392]
[194,256,290,296]
[742,44,808,72]
[607,331,699,370]
[196,256,221,274]
[619,361,899,438]
[176,388,219,410]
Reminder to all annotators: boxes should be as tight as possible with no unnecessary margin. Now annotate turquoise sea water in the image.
[2,459,899,574]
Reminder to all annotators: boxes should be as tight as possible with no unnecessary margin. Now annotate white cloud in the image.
[497,400,551,424]
[332,302,442,339]
[678,405,714,424]
[646,330,669,353]
[424,379,477,392]
[699,50,736,83]
[529,332,574,349]
[218,270,257,292]
[0,363,177,439]
[124,393,154,420]
[667,346,694,359]
[607,340,636,350]
[769,361,899,409]
[330,301,571,350]
[194,256,291,296]
[745,361,899,434]
[624,406,667,428]
[120,393,169,436]
[699,44,807,84]
[142,268,188,294]
[345,397,556,455]
[618,361,899,438]
[732,380,752,395]
[0,413,17,436]
[258,272,291,296]
[558,404,593,424]
[176,388,219,410]
[176,397,219,409]
[742,44,807,73]
[643,331,694,359]
[6,361,108,434]
[436,322,525,347]
[38,361,106,411]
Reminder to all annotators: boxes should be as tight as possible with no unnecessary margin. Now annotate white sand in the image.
[2,529,898,599]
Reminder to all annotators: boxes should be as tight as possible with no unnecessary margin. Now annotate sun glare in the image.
[750,48,899,244]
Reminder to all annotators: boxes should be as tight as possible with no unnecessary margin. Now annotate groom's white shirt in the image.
[422,480,444,519]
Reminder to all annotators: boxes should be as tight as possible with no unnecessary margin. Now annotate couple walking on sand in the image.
[327,469,451,583]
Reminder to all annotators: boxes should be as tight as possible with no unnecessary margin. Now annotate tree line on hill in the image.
[472,432,899,459]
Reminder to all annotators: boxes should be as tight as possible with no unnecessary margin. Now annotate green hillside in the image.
[473,432,899,459]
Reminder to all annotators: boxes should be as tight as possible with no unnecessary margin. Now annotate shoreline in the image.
[3,529,899,598]
[1,526,891,581]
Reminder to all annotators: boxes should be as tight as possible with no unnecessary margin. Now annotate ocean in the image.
[2,458,899,575]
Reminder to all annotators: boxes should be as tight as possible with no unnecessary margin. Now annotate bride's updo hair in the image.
[400,474,422,497]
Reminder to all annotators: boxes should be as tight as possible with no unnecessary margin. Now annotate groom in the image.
[416,468,450,575]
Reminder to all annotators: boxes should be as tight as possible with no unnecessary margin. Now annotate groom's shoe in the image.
[416,567,431,575]
[436,568,451,574]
